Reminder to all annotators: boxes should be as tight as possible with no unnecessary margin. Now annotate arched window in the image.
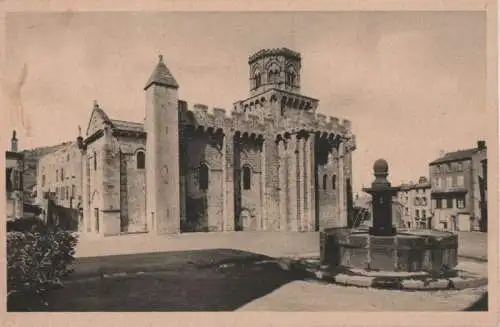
[268,69,280,84]
[322,174,328,190]
[243,166,252,190]
[286,66,296,86]
[267,62,280,84]
[199,163,209,190]
[254,72,262,88]
[332,175,337,190]
[136,151,145,169]
[61,168,64,180]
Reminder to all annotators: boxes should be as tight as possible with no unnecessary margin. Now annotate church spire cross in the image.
[158,54,164,63]
[93,100,99,109]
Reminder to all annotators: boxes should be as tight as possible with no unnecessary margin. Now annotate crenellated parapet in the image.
[183,101,276,139]
[182,99,354,153]
[188,103,232,133]
[276,110,352,136]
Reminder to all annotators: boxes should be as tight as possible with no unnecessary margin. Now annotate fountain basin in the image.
[320,227,458,274]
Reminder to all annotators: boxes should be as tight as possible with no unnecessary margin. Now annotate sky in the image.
[3,11,489,192]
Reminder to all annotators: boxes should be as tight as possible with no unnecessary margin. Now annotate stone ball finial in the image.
[373,158,389,176]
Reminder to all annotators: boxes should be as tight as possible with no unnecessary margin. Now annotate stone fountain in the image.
[320,159,458,277]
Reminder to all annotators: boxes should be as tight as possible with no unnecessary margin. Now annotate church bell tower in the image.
[144,55,181,234]
[248,48,302,96]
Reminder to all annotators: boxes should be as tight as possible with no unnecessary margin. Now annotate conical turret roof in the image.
[144,54,179,90]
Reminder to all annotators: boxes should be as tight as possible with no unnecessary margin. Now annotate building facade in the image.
[6,131,24,220]
[429,141,487,232]
[36,141,83,228]
[51,48,357,237]
[396,177,432,229]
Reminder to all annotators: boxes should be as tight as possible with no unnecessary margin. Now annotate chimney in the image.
[77,125,84,149]
[477,140,486,150]
[11,130,18,152]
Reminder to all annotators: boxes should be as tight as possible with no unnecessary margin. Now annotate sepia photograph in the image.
[2,4,496,322]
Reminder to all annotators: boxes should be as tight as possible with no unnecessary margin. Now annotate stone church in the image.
[75,48,357,236]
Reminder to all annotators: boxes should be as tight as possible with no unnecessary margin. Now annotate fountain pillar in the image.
[362,159,399,236]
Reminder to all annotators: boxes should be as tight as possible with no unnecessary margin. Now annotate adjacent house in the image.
[429,140,487,232]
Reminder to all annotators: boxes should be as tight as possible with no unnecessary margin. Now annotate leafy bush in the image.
[7,219,78,311]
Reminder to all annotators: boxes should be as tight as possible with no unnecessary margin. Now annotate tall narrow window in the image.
[71,184,75,198]
[137,151,145,169]
[456,196,466,209]
[199,163,209,190]
[322,174,327,190]
[93,152,97,171]
[61,168,64,181]
[243,166,252,190]
[254,73,262,88]
[332,175,337,190]
[94,208,100,233]
[286,72,296,85]
[56,169,59,182]
[446,176,453,188]
[42,174,46,187]
[267,63,280,84]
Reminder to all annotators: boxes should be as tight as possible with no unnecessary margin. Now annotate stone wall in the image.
[117,135,147,232]
[183,131,225,231]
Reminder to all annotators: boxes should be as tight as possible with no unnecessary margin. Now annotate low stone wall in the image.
[321,228,458,274]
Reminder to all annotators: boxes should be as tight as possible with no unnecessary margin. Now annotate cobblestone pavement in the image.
[237,282,487,311]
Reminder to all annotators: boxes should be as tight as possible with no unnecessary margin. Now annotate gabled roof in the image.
[85,101,112,136]
[110,119,144,133]
[144,55,179,90]
[429,148,478,165]
[85,101,146,138]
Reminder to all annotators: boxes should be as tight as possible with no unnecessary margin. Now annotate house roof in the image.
[429,148,478,165]
[144,55,179,90]
[110,119,144,133]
